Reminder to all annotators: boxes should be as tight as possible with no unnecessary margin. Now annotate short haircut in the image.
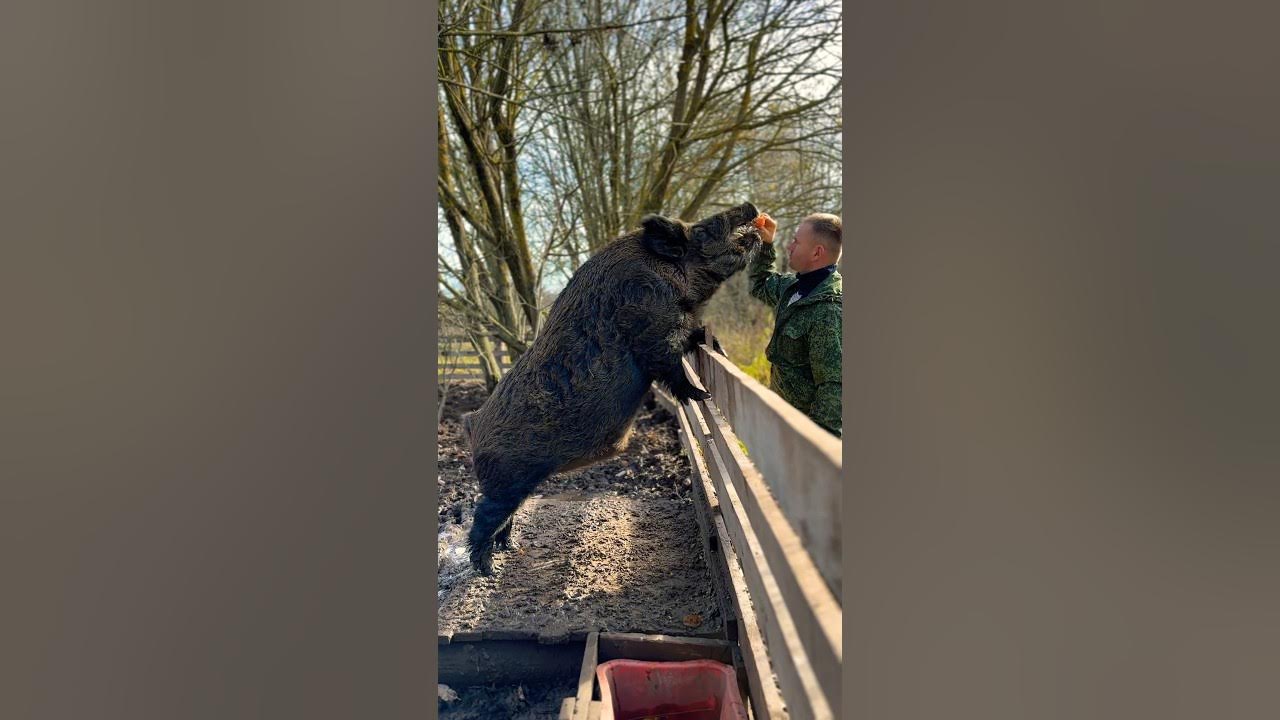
[804,213,842,258]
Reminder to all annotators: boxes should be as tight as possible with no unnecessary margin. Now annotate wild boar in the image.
[462,202,761,574]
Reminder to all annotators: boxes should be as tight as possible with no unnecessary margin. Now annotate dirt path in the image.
[438,382,722,640]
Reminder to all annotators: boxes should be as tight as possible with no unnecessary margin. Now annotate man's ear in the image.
[640,215,688,260]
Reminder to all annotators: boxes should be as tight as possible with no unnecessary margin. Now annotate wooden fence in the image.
[438,334,514,380]
[654,336,843,720]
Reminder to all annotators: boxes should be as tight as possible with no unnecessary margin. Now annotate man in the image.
[748,212,842,436]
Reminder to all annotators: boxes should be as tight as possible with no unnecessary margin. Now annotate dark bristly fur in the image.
[462,202,762,575]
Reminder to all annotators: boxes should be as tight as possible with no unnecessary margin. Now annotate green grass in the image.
[739,352,771,385]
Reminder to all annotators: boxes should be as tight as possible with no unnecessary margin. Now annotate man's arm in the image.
[748,240,789,307]
[806,304,842,436]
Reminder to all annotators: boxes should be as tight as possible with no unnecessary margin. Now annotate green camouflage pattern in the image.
[747,241,842,436]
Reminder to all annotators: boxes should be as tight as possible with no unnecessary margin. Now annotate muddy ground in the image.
[438,677,576,720]
[437,382,722,640]
[438,676,576,720]
[438,383,697,526]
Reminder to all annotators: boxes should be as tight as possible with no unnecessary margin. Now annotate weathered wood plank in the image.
[674,407,715,538]
[686,448,740,641]
[677,387,780,717]
[684,398,792,720]
[437,640,585,687]
[438,351,514,359]
[714,515,787,720]
[686,395,832,720]
[438,336,509,348]
[483,628,538,641]
[438,355,509,366]
[680,390,720,511]
[697,394,842,715]
[651,386,677,414]
[573,632,599,720]
[671,389,738,636]
[438,370,507,377]
[597,633,735,664]
[694,346,842,598]
[678,429,713,553]
[730,645,751,716]
[438,369,509,374]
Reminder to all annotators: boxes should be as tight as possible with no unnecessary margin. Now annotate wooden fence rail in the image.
[655,341,843,720]
[438,335,514,379]
[692,346,843,597]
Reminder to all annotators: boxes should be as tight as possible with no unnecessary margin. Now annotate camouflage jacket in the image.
[748,241,843,436]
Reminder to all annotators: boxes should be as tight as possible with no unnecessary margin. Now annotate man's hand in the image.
[754,213,778,245]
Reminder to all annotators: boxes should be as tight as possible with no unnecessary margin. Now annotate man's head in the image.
[786,213,842,273]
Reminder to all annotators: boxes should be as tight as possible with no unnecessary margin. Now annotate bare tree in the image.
[527,0,840,238]
[437,0,842,376]
[437,0,544,349]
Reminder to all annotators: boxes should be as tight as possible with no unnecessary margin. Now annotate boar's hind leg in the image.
[468,493,528,575]
[493,518,515,551]
[467,455,551,576]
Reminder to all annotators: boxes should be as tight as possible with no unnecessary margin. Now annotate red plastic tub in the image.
[595,659,748,720]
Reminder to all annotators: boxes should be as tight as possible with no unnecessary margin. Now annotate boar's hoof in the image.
[493,524,517,552]
[470,548,495,576]
[675,386,712,402]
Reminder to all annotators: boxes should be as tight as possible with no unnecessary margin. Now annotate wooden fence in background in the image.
[438,334,514,380]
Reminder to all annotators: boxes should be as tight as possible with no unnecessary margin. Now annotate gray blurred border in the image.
[428,0,441,705]
[1,0,438,717]
[428,0,441,697]
[844,2,1280,719]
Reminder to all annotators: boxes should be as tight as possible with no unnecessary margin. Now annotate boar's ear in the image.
[640,214,689,260]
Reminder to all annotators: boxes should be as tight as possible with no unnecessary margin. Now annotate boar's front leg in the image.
[685,326,727,356]
[642,332,711,403]
[619,284,712,403]
[662,363,712,403]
